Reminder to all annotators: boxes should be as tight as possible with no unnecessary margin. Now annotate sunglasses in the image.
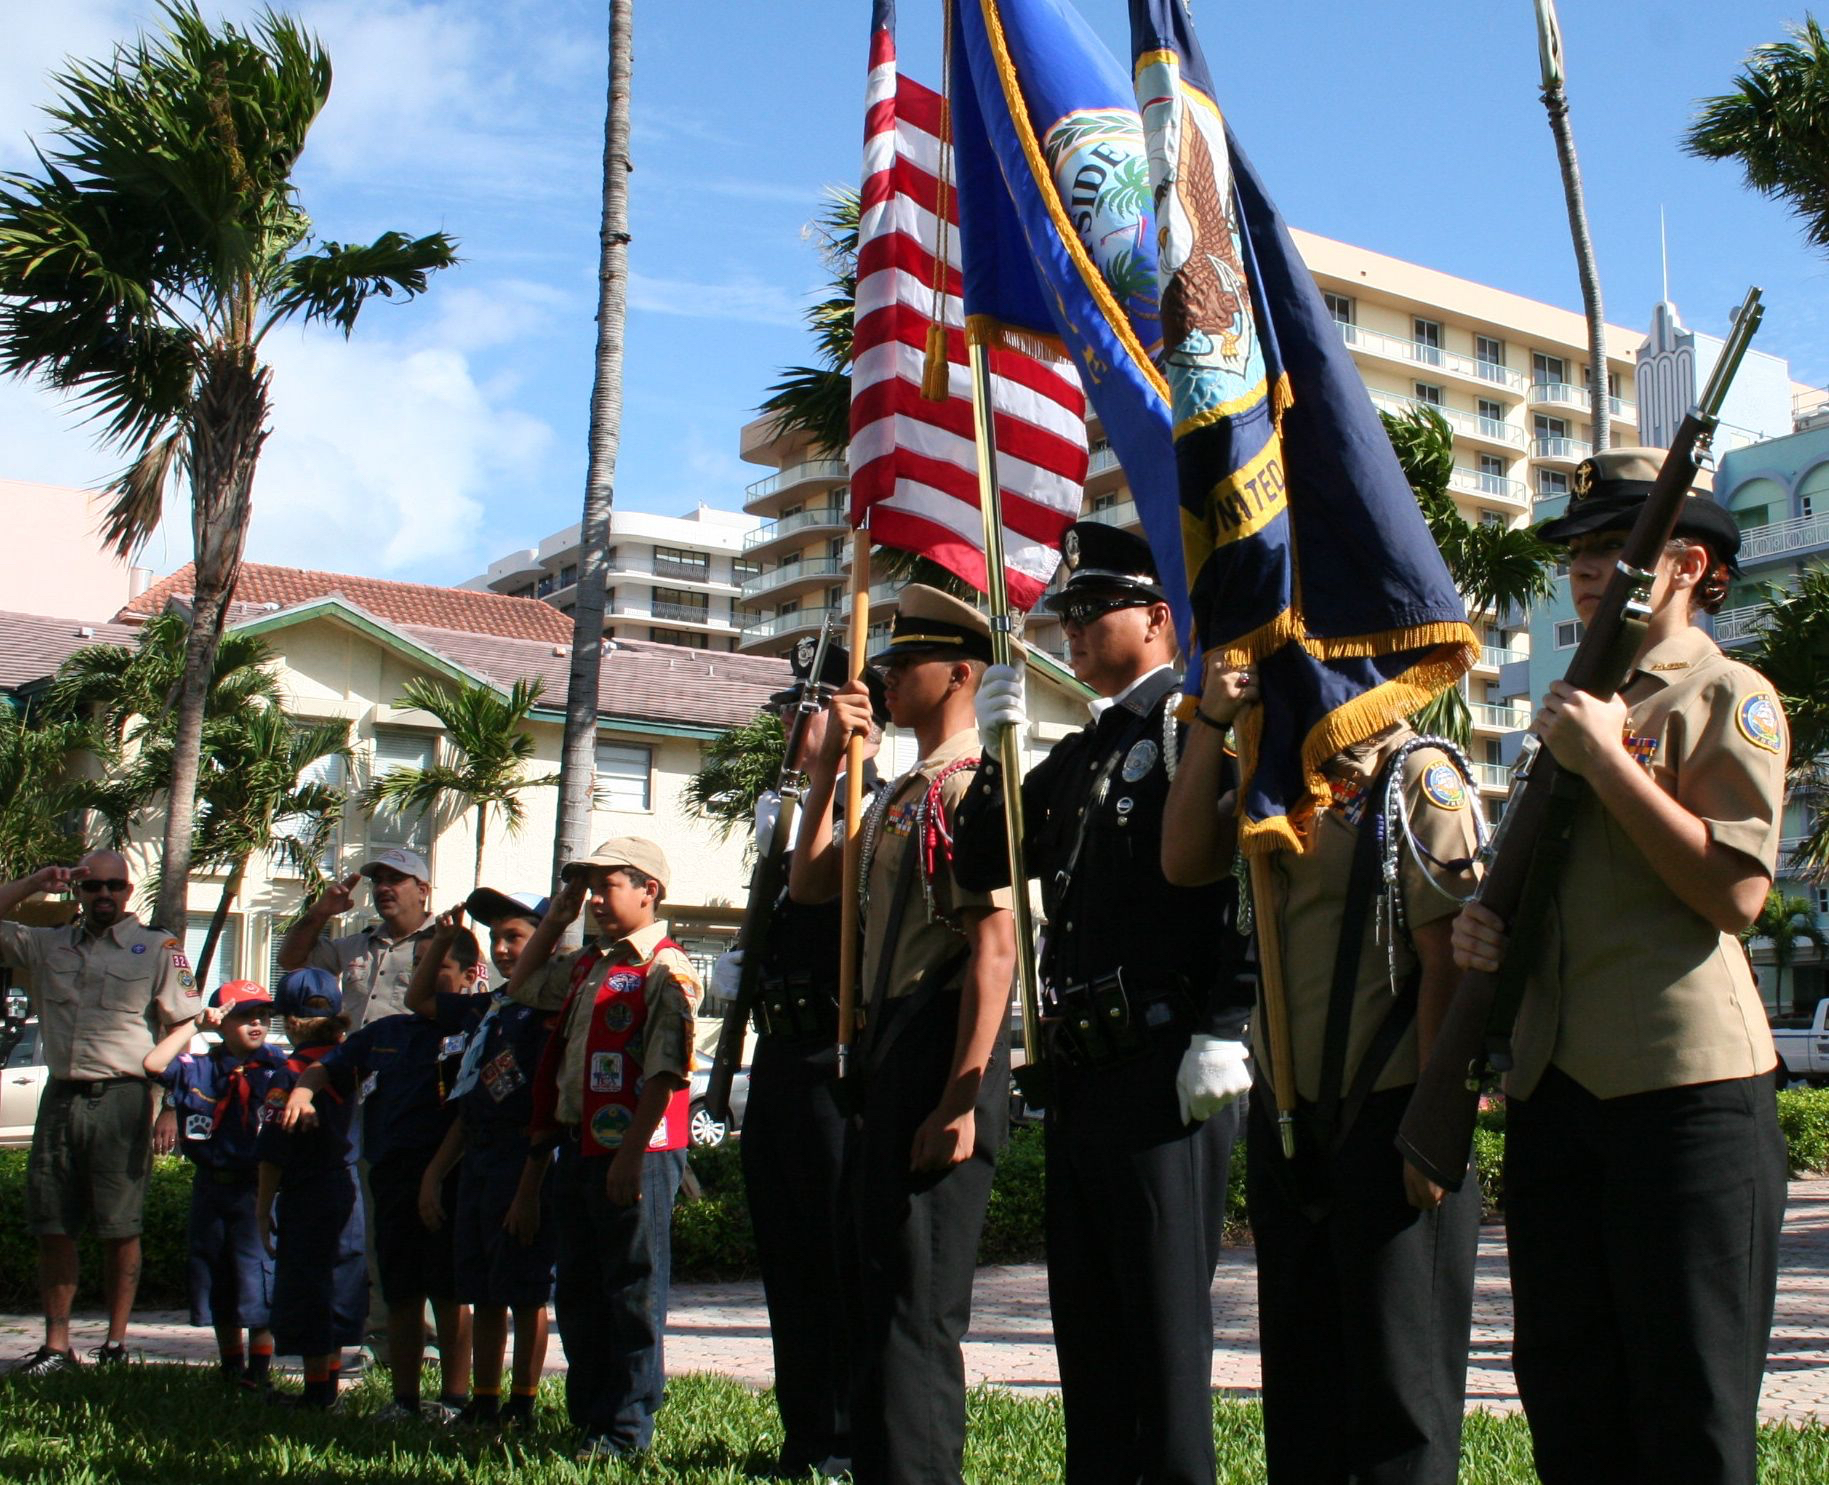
[1056,595,1151,628]
[79,879,130,894]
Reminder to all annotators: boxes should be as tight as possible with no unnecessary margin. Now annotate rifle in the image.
[703,614,837,1123]
[1396,286,1765,1190]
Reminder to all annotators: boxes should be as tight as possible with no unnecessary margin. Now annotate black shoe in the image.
[11,1345,78,1377]
[88,1342,129,1367]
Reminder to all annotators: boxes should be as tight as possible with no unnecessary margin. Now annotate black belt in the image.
[1044,972,1191,1069]
[49,1075,144,1097]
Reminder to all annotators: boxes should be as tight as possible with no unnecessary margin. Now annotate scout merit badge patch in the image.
[590,1103,632,1148]
[1420,762,1466,811]
[589,1050,624,1093]
[185,1113,213,1141]
[1120,739,1158,782]
[1736,692,1783,754]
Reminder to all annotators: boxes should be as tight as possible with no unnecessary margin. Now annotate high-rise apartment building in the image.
[465,504,761,651]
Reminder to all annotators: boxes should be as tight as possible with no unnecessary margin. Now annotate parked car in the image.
[1774,999,1829,1086]
[1,1019,48,1147]
[686,1062,750,1148]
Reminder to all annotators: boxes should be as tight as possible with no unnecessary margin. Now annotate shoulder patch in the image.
[1735,692,1783,754]
[1419,760,1467,811]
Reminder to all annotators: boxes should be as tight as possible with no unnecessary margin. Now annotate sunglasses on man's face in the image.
[79,879,130,894]
[1056,595,1151,629]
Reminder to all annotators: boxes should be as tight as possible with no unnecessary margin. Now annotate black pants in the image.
[1506,1067,1786,1485]
[1046,1028,1238,1485]
[1247,1086,1479,1485]
[843,991,1010,1485]
[743,1030,851,1476]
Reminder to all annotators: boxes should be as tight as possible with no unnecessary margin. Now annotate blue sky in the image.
[2,0,1825,587]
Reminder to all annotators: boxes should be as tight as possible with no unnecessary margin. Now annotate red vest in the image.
[568,938,691,1156]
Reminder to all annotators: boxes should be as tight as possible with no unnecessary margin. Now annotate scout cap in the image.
[274,967,344,1017]
[1536,447,1742,573]
[211,980,273,1015]
[464,887,549,926]
[868,583,999,666]
[360,846,429,882]
[1041,522,1166,610]
[561,836,670,894]
[765,639,889,725]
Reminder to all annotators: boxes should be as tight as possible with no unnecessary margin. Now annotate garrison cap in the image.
[275,967,344,1018]
[1041,521,1165,611]
[561,836,671,894]
[1537,446,1742,573]
[869,584,998,665]
[464,887,548,927]
[765,638,889,725]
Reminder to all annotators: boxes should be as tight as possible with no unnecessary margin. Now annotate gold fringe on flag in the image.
[965,312,1070,363]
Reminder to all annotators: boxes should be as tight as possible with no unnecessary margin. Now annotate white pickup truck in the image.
[1773,1000,1829,1085]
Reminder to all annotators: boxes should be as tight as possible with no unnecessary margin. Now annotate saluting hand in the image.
[432,905,467,941]
[314,873,362,919]
[1197,653,1259,728]
[549,876,588,926]
[1534,681,1627,778]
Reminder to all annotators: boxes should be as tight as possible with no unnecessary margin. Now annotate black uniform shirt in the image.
[952,666,1252,1030]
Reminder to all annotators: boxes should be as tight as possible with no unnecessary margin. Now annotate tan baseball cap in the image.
[561,836,670,894]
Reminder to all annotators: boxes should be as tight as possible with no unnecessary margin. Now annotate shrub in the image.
[0,1151,194,1308]
[1777,1086,1829,1177]
[979,1125,1045,1263]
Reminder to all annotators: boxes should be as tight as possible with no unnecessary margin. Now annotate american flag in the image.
[848,0,1089,611]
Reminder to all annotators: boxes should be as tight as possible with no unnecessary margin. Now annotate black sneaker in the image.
[88,1342,129,1367]
[12,1345,78,1377]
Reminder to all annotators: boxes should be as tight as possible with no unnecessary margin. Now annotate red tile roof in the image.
[120,563,574,644]
[0,612,143,693]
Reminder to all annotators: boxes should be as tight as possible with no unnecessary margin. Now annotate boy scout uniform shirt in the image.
[304,918,436,1027]
[0,914,198,1080]
[1260,727,1481,1101]
[321,1011,468,1162]
[862,728,1010,1003]
[515,920,700,1127]
[1508,623,1785,1100]
[255,1050,360,1176]
[156,1042,289,1169]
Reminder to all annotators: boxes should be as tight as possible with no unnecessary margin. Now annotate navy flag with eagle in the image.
[1130,0,1476,852]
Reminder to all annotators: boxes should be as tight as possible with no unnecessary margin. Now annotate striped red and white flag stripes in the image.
[849,16,1088,612]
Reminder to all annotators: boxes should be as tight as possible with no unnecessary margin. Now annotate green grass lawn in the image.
[2,1363,1826,1482]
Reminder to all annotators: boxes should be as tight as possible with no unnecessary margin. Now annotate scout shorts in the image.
[27,1078,153,1240]
[186,1173,273,1330]
[370,1147,459,1304]
[455,1135,555,1309]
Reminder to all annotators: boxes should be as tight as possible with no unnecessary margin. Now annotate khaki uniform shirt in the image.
[861,729,1010,1006]
[1508,624,1784,1100]
[1257,727,1481,1102]
[516,920,701,1127]
[307,918,436,1026]
[0,913,198,1081]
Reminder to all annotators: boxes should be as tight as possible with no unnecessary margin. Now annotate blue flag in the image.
[1130,0,1476,851]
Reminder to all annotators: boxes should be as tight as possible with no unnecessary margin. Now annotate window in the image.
[1479,510,1505,528]
[1413,318,1442,365]
[595,742,653,812]
[559,564,578,589]
[652,586,709,624]
[1323,292,1354,325]
[184,912,241,995]
[1555,619,1584,649]
[1816,886,1829,917]
[653,545,710,582]
[1413,382,1444,407]
[1532,351,1567,387]
[1477,453,1507,495]
[1474,335,1505,372]
[1553,557,1570,578]
[733,557,761,581]
[1092,492,1119,511]
[651,628,709,649]
[1538,468,1569,497]
[271,747,344,879]
[1476,398,1507,441]
[367,730,434,852]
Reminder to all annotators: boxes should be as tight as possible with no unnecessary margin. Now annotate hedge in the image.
[7,1086,1827,1306]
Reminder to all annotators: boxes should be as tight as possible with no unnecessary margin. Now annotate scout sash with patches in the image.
[573,938,691,1157]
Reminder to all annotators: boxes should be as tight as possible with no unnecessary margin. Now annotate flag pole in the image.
[1247,853,1297,1158]
[835,526,872,1081]
[966,338,1047,1104]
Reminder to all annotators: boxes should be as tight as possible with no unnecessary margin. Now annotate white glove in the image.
[710,948,744,1006]
[752,789,782,852]
[1176,1034,1252,1124]
[974,663,1027,752]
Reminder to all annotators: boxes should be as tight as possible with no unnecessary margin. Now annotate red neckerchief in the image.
[209,1047,266,1137]
[285,1042,346,1104]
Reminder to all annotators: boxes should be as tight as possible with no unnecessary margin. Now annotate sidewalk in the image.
[8,1177,1828,1422]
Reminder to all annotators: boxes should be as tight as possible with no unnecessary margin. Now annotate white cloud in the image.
[627,270,803,327]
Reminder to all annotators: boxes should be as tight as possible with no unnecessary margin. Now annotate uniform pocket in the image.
[101,966,152,1013]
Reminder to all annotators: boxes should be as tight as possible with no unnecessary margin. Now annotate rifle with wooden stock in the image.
[1395,286,1765,1190]
[703,616,837,1124]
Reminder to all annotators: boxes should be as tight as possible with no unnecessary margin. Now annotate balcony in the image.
[1738,508,1829,568]
[743,459,848,505]
[1085,444,1122,480]
[1473,761,1512,790]
[1471,701,1531,733]
[1084,499,1139,529]
[1447,467,1530,508]
[1531,436,1591,467]
[738,609,825,646]
[651,555,713,583]
[743,503,849,553]
[650,599,716,625]
[1473,645,1527,671]
[1367,388,1526,450]
[1711,601,1770,646]
[739,555,844,602]
[1334,321,1527,394]
[1528,382,1637,423]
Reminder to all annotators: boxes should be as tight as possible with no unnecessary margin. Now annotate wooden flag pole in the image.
[965,339,1047,1103]
[835,527,872,1080]
[1247,854,1298,1158]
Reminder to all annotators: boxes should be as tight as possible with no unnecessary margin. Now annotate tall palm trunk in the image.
[195,854,247,986]
[154,346,271,934]
[1533,0,1610,453]
[554,0,633,925]
[475,803,488,890]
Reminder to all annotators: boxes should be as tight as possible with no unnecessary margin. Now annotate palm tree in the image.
[1685,18,1829,256]
[758,188,860,457]
[0,3,456,934]
[1382,406,1559,746]
[554,0,633,921]
[365,676,559,889]
[1531,0,1611,451]
[0,701,125,881]
[1747,888,1827,1016]
[682,711,786,845]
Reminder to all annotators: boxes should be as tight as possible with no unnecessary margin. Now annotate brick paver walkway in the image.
[8,1177,1827,1421]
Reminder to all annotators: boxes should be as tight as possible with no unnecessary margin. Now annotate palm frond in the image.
[264,230,459,339]
[682,712,785,841]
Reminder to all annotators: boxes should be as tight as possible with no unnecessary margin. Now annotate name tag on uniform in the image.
[439,1034,466,1058]
[184,1113,213,1141]
[359,1073,378,1100]
[589,1051,623,1093]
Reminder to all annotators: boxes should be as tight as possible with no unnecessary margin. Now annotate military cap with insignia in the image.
[766,637,888,724]
[1041,521,1166,609]
[869,583,1001,665]
[1537,447,1742,573]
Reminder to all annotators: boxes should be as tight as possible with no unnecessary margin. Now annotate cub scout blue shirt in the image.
[254,1044,358,1179]
[155,1042,290,1171]
[433,989,555,1137]
[323,1010,471,1164]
